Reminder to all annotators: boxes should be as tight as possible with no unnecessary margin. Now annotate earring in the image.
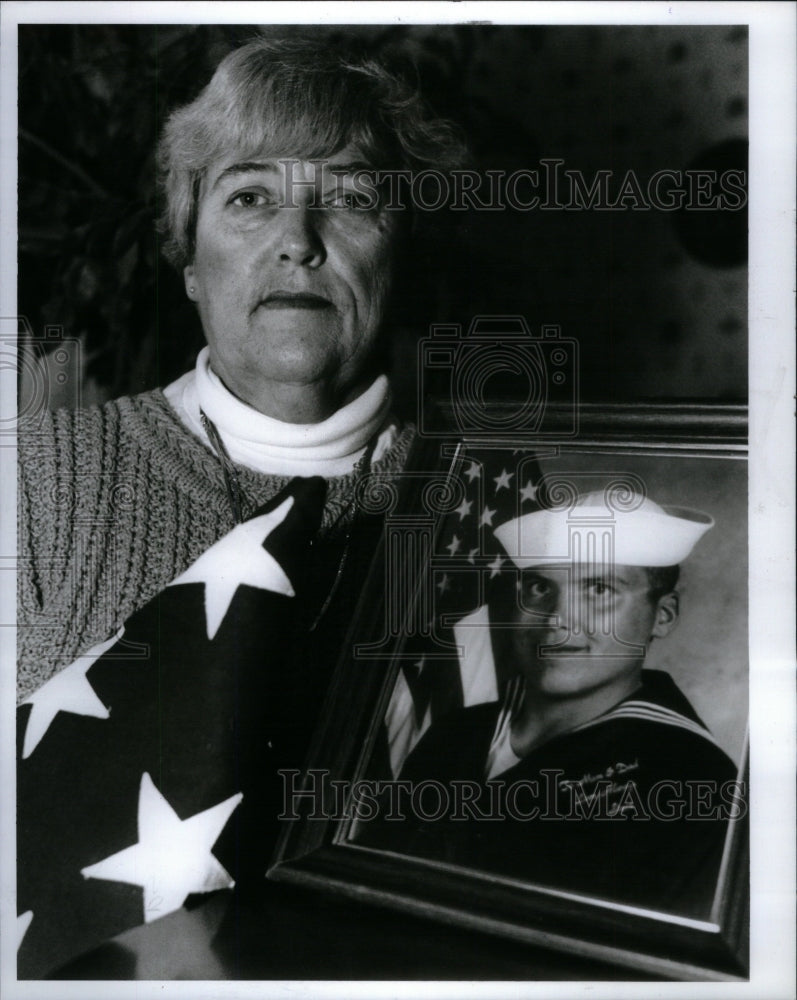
[188,286,195,294]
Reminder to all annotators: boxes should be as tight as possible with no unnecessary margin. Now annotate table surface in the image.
[50,877,654,982]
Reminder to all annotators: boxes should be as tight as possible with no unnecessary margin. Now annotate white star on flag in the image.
[467,547,479,564]
[454,497,473,521]
[17,910,33,951]
[520,480,538,503]
[436,573,451,594]
[81,773,242,924]
[464,461,481,482]
[493,469,513,493]
[21,628,124,759]
[488,554,505,578]
[480,506,497,527]
[169,497,295,640]
[445,534,461,556]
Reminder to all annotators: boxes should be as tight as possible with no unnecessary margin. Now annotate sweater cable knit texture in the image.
[17,389,416,702]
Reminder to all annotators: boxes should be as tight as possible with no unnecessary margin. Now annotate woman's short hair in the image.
[158,36,469,270]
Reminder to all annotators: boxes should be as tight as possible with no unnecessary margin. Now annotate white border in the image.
[1,3,794,999]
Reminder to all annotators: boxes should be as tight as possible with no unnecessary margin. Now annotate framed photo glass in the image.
[269,406,748,981]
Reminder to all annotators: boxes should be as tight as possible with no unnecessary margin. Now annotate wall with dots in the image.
[388,23,748,408]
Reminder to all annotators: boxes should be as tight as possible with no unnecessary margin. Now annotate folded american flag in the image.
[17,477,326,978]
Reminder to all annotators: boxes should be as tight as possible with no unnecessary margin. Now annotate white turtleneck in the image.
[164,347,398,477]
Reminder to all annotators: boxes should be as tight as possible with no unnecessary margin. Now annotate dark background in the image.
[18,23,748,418]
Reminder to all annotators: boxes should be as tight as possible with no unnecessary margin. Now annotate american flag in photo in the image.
[384,444,544,776]
[16,477,326,979]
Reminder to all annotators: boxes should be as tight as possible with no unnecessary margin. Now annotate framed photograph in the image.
[268,406,748,981]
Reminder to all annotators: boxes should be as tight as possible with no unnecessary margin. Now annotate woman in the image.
[15,36,471,975]
[17,36,468,702]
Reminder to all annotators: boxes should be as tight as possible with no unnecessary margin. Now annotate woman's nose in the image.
[275,207,326,268]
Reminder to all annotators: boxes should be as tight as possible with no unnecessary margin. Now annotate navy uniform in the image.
[362,490,741,918]
[386,669,739,917]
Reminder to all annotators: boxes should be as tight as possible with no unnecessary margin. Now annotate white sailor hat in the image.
[493,490,714,569]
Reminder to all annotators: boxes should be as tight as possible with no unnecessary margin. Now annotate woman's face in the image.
[184,146,401,421]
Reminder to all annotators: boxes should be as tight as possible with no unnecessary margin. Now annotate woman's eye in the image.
[229,190,270,208]
[523,580,552,600]
[587,582,613,597]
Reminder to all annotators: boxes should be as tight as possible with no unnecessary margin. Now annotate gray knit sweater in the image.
[17,389,416,702]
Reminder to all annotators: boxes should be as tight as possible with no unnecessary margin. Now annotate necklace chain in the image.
[199,409,376,631]
[199,411,245,522]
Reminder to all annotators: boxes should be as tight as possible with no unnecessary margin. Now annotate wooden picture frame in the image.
[268,406,749,982]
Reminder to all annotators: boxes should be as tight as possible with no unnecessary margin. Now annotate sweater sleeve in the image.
[14,393,417,703]
[17,408,64,700]
[16,404,118,702]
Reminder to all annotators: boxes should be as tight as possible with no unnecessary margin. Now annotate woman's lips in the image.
[260,291,332,310]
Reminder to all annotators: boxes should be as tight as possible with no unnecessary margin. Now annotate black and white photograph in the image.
[0,2,793,995]
[270,424,749,978]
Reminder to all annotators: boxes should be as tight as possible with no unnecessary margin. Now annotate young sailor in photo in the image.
[387,491,741,916]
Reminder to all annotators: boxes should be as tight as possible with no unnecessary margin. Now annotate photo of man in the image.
[364,489,741,917]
